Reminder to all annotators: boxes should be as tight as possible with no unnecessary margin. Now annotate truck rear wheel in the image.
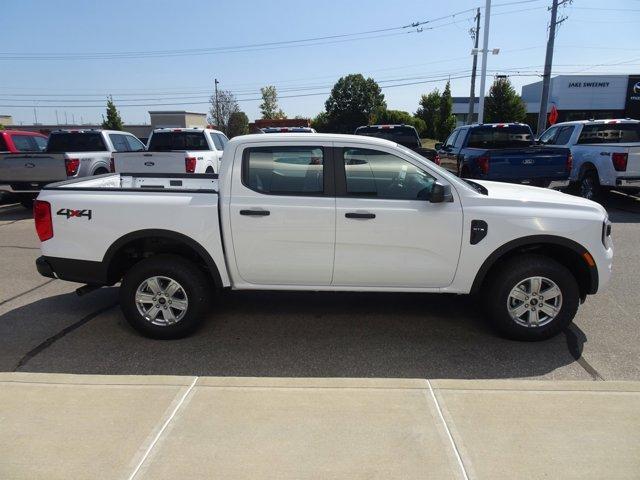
[120,254,211,339]
[482,254,579,341]
[578,169,601,200]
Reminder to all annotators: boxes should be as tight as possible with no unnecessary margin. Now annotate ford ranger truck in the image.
[0,129,145,208]
[33,133,613,342]
[437,123,572,188]
[112,128,228,174]
[537,119,640,200]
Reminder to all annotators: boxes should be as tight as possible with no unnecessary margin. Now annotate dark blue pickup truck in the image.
[436,123,572,188]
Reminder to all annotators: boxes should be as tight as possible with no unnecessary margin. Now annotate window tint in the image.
[216,133,228,150]
[554,126,574,145]
[354,126,420,148]
[10,135,36,152]
[444,130,459,148]
[343,148,436,200]
[33,136,47,151]
[125,135,145,151]
[109,134,130,152]
[243,146,324,195]
[148,131,209,151]
[453,129,466,149]
[577,123,640,144]
[538,126,558,145]
[210,133,223,150]
[467,125,533,148]
[47,132,107,153]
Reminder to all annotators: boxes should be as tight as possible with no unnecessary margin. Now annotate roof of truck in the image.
[229,132,400,148]
[550,119,640,126]
[152,127,225,134]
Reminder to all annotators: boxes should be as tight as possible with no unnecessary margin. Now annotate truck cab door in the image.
[332,144,463,288]
[228,142,335,286]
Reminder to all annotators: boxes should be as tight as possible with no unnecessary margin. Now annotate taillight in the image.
[475,155,490,175]
[65,158,80,176]
[566,152,573,173]
[185,156,196,173]
[34,200,53,241]
[612,152,628,172]
[109,156,115,172]
[433,153,441,166]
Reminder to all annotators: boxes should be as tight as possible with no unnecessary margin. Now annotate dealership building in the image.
[453,74,640,126]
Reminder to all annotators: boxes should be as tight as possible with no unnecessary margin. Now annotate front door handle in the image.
[240,209,270,216]
[345,212,375,219]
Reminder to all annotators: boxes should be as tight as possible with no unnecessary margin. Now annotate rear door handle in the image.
[240,209,270,216]
[345,212,375,219]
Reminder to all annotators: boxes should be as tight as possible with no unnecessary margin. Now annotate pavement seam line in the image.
[426,379,470,480]
[127,376,198,480]
[0,278,55,308]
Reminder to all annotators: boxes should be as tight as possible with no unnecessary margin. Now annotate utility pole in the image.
[477,0,492,124]
[55,110,59,125]
[33,105,38,124]
[214,78,220,128]
[64,112,68,125]
[536,0,568,136]
[467,8,481,124]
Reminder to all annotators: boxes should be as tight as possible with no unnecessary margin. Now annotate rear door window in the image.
[148,131,209,151]
[10,135,36,152]
[243,146,324,195]
[216,133,229,149]
[125,135,145,151]
[109,134,130,152]
[453,129,467,149]
[32,136,47,151]
[210,133,223,150]
[577,123,640,144]
[47,132,107,152]
[554,126,574,145]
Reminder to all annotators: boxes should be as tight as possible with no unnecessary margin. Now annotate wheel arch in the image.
[103,229,223,288]
[470,235,599,298]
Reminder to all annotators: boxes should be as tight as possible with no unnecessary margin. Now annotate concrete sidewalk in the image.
[0,373,638,479]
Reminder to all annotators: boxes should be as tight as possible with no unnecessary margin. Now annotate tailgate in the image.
[487,147,569,181]
[622,145,640,177]
[0,153,67,183]
[114,152,186,173]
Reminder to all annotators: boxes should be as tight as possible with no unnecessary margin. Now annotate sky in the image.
[1,0,639,126]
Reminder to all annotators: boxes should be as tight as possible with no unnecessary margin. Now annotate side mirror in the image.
[430,182,453,203]
[434,142,443,150]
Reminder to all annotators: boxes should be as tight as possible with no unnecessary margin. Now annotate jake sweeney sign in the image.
[568,81,610,88]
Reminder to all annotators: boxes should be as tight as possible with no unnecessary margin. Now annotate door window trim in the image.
[240,145,336,197]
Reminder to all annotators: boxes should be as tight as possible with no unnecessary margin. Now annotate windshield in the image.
[467,126,533,149]
[46,132,107,153]
[148,131,209,151]
[355,126,421,148]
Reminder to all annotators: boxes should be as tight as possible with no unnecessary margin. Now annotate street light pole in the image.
[214,78,220,128]
[477,0,492,124]
[536,0,563,136]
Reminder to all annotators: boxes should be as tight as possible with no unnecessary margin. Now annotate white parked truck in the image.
[113,127,228,174]
[33,133,613,341]
[538,119,640,199]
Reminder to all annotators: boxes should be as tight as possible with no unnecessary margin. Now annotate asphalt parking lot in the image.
[1,191,639,381]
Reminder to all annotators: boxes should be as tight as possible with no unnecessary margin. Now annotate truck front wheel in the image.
[120,254,211,339]
[482,254,579,341]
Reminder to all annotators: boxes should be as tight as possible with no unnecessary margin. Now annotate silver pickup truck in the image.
[0,129,145,207]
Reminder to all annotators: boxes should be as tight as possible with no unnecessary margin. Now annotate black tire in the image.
[482,254,580,341]
[93,168,109,176]
[577,169,601,200]
[119,254,212,339]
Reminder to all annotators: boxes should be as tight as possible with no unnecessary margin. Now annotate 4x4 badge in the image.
[56,208,92,220]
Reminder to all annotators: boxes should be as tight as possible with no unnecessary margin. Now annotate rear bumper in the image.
[616,176,640,188]
[36,256,109,285]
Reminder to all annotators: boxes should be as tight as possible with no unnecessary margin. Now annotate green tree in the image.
[310,111,330,132]
[324,74,386,133]
[226,111,249,138]
[436,81,456,141]
[484,77,527,123]
[208,89,241,135]
[260,85,286,120]
[101,95,123,130]
[372,109,426,136]
[415,90,441,139]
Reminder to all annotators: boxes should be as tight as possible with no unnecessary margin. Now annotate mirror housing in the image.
[430,182,453,203]
[434,142,443,150]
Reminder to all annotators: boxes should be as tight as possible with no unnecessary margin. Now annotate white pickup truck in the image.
[538,119,640,199]
[113,127,228,174]
[33,133,613,341]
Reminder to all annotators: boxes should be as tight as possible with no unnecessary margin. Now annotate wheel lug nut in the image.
[525,304,529,307]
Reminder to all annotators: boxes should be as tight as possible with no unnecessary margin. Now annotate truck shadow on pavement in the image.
[0,204,32,222]
[603,190,640,223]
[1,287,590,379]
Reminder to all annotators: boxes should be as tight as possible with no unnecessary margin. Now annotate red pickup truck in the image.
[0,129,48,153]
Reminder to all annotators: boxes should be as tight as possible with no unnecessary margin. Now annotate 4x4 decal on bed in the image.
[57,208,92,220]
